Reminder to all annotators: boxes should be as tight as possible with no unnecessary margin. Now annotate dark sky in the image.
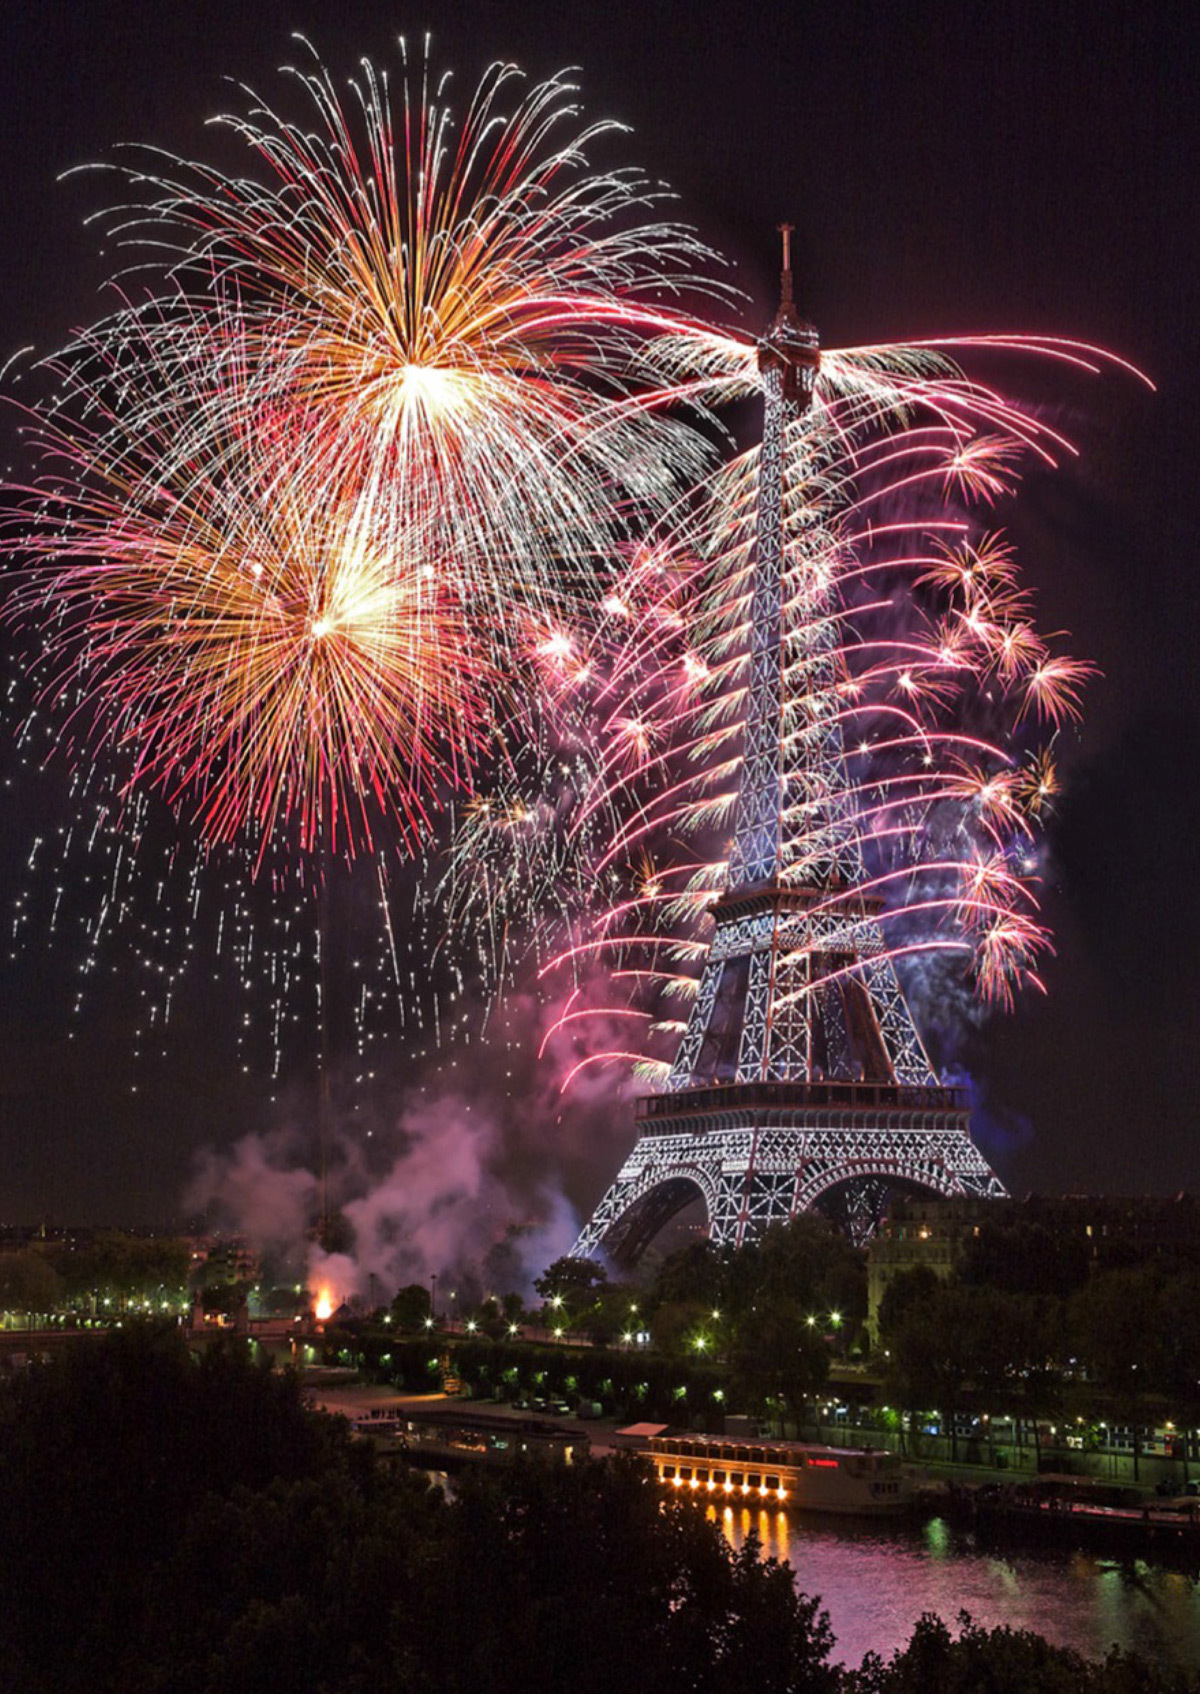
[0,0,1196,1224]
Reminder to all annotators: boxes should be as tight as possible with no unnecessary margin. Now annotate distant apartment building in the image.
[867,1191,1200,1341]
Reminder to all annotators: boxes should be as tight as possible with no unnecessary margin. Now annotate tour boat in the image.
[626,1428,912,1515]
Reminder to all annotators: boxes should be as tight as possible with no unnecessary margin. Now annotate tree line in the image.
[2,1325,1197,1694]
[878,1219,1200,1463]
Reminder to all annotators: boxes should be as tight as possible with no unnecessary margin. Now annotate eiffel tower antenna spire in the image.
[572,232,1004,1263]
[778,222,795,308]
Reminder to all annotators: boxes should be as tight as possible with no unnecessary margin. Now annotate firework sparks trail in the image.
[448,328,1148,1094]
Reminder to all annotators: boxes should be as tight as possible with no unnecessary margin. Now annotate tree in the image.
[848,1611,1200,1694]
[533,1254,608,1321]
[585,1282,643,1346]
[0,1248,63,1317]
[0,1327,840,1694]
[414,1453,840,1694]
[61,1231,190,1310]
[728,1296,830,1432]
[0,1325,370,1694]
[726,1217,867,1337]
[647,1240,729,1314]
[1071,1265,1171,1401]
[201,1280,245,1317]
[876,1263,942,1347]
[882,1287,971,1458]
[650,1298,714,1360]
[390,1282,433,1330]
[1070,1265,1172,1478]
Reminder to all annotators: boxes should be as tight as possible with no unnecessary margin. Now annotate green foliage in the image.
[416,1454,839,1694]
[0,1325,367,1693]
[0,1326,839,1694]
[726,1216,867,1336]
[584,1282,643,1345]
[648,1240,728,1311]
[390,1281,433,1330]
[646,1217,867,1341]
[650,1297,714,1359]
[0,1247,63,1313]
[13,1302,1200,1694]
[444,1333,724,1419]
[56,1230,190,1306]
[201,1280,245,1315]
[533,1254,609,1316]
[876,1264,941,1344]
[883,1281,1064,1431]
[729,1295,830,1429]
[847,1612,1200,1694]
[1069,1265,1170,1407]
[878,1209,1200,1428]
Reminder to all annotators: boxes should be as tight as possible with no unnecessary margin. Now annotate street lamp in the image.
[430,1273,437,1327]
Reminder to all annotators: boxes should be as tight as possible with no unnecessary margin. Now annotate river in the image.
[713,1504,1200,1670]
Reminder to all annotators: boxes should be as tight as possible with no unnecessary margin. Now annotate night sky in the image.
[0,0,1196,1228]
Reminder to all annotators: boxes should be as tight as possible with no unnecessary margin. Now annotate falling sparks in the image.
[498,327,1147,1087]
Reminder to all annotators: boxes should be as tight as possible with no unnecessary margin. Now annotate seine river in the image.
[713,1505,1200,1671]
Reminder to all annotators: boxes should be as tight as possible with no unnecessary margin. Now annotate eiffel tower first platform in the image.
[571,232,1004,1264]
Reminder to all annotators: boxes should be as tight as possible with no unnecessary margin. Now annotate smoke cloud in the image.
[183,981,638,1306]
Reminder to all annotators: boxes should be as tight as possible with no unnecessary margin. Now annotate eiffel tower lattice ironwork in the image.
[571,230,1005,1264]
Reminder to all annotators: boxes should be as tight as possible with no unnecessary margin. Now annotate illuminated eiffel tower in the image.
[572,231,1004,1264]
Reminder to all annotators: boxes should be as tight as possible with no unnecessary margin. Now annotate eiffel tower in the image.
[571,231,1004,1264]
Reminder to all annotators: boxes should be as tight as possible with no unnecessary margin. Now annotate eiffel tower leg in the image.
[736,1131,804,1245]
[708,1148,755,1248]
[815,1176,893,1248]
[569,1135,722,1267]
[571,1165,642,1262]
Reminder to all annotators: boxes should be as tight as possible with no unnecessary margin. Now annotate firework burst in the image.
[77,40,726,636]
[3,43,732,868]
[3,322,497,857]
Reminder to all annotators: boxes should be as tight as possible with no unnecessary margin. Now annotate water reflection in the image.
[708,1506,1200,1670]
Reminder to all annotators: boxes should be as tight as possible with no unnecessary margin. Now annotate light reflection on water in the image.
[709,1504,1200,1670]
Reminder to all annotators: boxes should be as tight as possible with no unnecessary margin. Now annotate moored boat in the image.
[625,1428,912,1514]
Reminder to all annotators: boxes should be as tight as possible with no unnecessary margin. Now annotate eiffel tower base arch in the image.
[571,1097,1004,1267]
